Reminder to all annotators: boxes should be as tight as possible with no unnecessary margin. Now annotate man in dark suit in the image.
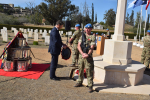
[48,20,66,81]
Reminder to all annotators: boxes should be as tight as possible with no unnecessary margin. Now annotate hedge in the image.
[0,24,144,39]
[33,41,38,45]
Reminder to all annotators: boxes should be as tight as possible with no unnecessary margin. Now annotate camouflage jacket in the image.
[71,30,82,44]
[144,35,150,47]
[78,32,95,54]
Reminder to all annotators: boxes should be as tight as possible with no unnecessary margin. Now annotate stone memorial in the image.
[45,36,50,45]
[23,34,28,43]
[1,29,4,37]
[27,28,30,32]
[49,30,51,34]
[59,31,63,36]
[14,30,18,36]
[34,32,38,41]
[42,31,47,38]
[44,30,47,33]
[24,29,27,34]
[31,29,33,33]
[40,29,42,34]
[34,29,38,33]
[3,31,8,42]
[126,35,129,40]
[68,31,72,36]
[29,31,33,38]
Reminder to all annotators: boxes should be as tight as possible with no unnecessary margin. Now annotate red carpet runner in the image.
[0,59,50,80]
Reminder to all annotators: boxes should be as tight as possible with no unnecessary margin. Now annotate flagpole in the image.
[144,9,148,37]
[137,22,140,37]
[137,5,143,47]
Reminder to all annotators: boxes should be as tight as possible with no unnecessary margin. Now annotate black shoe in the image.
[88,87,93,93]
[74,83,82,87]
[50,77,60,81]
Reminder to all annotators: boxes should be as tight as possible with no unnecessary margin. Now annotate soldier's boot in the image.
[88,86,93,93]
[74,83,82,87]
[69,64,75,67]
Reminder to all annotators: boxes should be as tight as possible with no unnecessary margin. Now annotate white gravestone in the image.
[68,31,72,36]
[45,36,50,45]
[34,29,38,33]
[42,32,47,38]
[0,29,3,35]
[49,30,51,34]
[40,29,42,34]
[27,28,30,32]
[31,29,33,33]
[14,30,18,36]
[3,27,7,31]
[29,31,33,38]
[44,30,47,33]
[21,28,24,32]
[23,34,28,43]
[3,31,8,42]
[11,27,15,31]
[1,29,4,37]
[59,31,63,36]
[24,29,27,33]
[66,32,68,35]
[34,33,38,41]
[126,36,129,40]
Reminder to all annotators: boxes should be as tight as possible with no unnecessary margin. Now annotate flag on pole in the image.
[133,0,147,8]
[146,0,150,10]
[127,0,137,9]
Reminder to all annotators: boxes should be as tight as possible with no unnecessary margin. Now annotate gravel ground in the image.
[0,33,150,100]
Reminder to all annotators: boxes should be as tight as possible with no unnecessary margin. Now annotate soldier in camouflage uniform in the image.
[74,23,95,93]
[69,24,82,67]
[141,30,150,69]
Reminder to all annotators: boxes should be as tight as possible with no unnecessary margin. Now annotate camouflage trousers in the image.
[72,43,79,65]
[77,54,94,87]
[141,47,150,67]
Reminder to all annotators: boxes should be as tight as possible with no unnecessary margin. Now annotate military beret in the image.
[85,23,92,28]
[75,24,80,27]
[106,29,109,30]
[96,33,98,35]
[147,30,150,33]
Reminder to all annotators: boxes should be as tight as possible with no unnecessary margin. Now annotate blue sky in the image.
[1,0,149,23]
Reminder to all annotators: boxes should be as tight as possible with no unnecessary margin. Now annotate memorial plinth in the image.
[94,56,145,86]
[102,40,132,65]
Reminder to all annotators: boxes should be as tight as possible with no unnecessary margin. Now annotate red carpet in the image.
[0,59,50,80]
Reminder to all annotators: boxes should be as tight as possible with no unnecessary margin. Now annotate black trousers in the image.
[50,54,59,78]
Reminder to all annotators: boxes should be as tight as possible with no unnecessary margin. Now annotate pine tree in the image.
[103,9,116,27]
[38,0,78,25]
[95,13,97,23]
[125,13,129,24]
[91,3,94,25]
[129,10,134,26]
[134,12,140,28]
